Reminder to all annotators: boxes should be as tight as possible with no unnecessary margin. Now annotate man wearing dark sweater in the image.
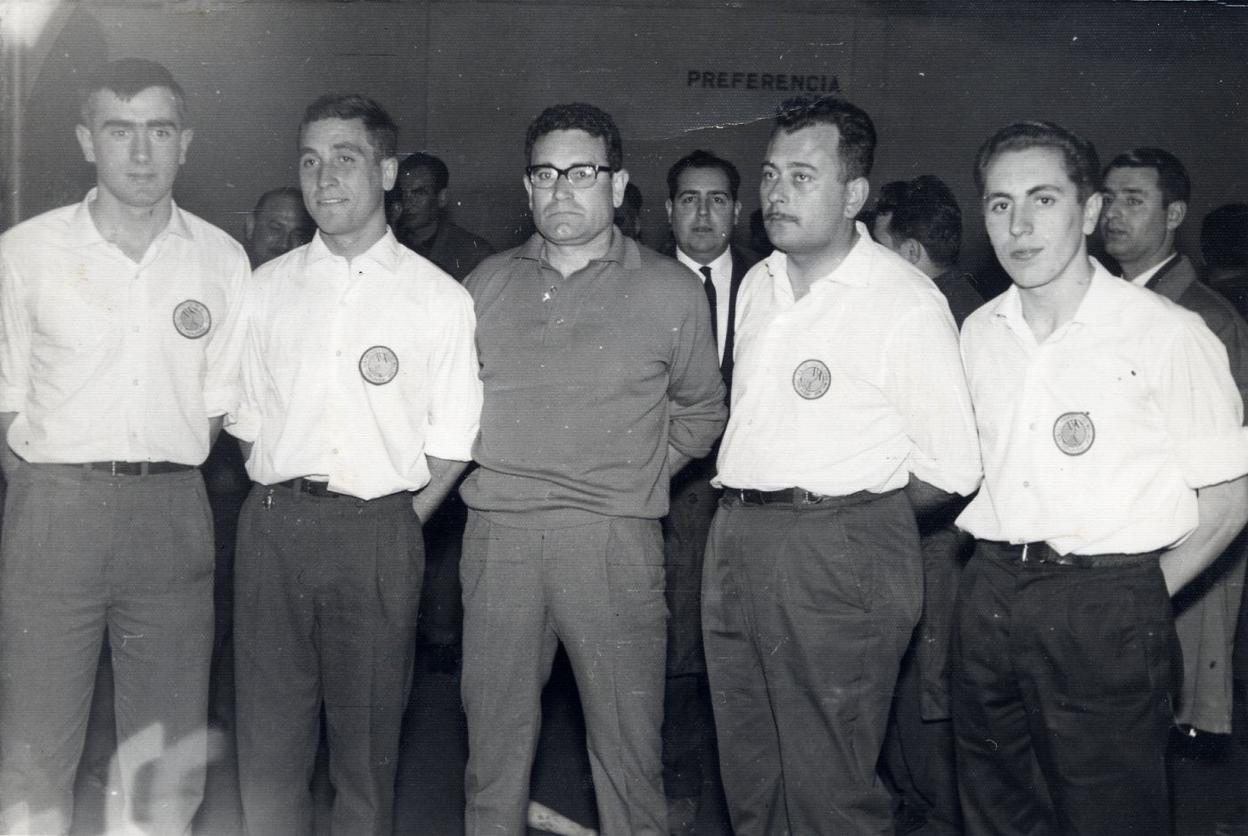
[459,103,727,836]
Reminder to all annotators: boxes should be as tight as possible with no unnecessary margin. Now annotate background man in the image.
[228,94,481,836]
[954,121,1248,836]
[1100,147,1248,741]
[0,58,249,834]
[704,95,982,835]
[1202,203,1248,317]
[872,172,983,835]
[242,186,314,269]
[659,147,757,834]
[460,102,726,836]
[392,151,495,280]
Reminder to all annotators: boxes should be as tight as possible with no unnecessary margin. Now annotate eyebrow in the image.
[101,119,179,130]
[984,183,1065,201]
[678,188,731,197]
[300,141,370,157]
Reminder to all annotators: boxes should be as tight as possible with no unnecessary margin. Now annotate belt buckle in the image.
[110,461,119,477]
[1020,542,1030,563]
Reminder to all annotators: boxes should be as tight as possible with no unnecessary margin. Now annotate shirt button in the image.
[1022,480,1030,488]
[132,379,140,386]
[336,350,342,357]
[1028,422,1036,431]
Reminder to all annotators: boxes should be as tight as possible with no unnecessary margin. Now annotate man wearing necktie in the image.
[660,149,759,833]
[1100,148,1248,743]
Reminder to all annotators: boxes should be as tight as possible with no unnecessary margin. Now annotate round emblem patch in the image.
[172,299,211,339]
[1053,412,1095,456]
[792,359,831,400]
[359,345,399,385]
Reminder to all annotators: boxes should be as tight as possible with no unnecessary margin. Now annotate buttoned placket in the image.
[324,256,364,483]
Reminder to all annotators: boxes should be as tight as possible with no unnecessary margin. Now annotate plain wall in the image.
[8,0,1247,275]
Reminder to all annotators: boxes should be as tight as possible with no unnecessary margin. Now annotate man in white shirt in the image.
[660,149,757,832]
[704,95,982,836]
[954,121,1248,836]
[0,58,249,835]
[1100,147,1248,740]
[228,94,481,836]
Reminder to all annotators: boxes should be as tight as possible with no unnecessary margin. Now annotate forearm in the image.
[411,456,469,523]
[667,444,692,477]
[208,415,223,448]
[0,411,18,480]
[904,474,966,532]
[1161,475,1248,595]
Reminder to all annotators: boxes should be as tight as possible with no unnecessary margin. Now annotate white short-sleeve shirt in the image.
[956,258,1248,555]
[0,190,250,465]
[231,229,482,500]
[715,224,982,498]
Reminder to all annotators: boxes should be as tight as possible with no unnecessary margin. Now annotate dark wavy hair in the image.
[773,95,876,182]
[300,94,399,161]
[525,103,622,170]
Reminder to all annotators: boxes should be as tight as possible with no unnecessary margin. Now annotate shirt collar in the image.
[763,221,875,292]
[1129,251,1179,288]
[305,226,403,271]
[991,256,1121,331]
[675,245,732,282]
[70,187,194,245]
[513,226,641,270]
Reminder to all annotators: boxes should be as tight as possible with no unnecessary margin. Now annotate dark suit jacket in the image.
[417,219,496,281]
[1144,252,1248,732]
[663,244,761,395]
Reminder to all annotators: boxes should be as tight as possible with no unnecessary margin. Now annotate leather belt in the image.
[723,487,879,508]
[276,478,352,499]
[984,540,1158,569]
[40,461,195,477]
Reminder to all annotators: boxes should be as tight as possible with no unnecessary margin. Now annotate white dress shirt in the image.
[675,246,733,362]
[715,224,982,497]
[231,229,482,500]
[0,190,249,464]
[957,258,1248,554]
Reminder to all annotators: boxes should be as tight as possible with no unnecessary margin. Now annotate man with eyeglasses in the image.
[459,102,727,836]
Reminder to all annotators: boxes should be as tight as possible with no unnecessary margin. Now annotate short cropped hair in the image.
[1104,147,1191,206]
[525,103,623,170]
[974,120,1100,202]
[300,94,398,161]
[398,152,449,192]
[80,58,187,125]
[773,95,876,182]
[1201,203,1248,271]
[666,149,741,201]
[889,175,963,268]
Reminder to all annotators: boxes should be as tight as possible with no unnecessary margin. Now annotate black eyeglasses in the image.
[525,164,617,190]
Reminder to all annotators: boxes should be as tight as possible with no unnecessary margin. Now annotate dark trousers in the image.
[702,490,922,836]
[233,484,423,836]
[661,464,720,801]
[951,541,1177,836]
[460,511,668,836]
[880,525,970,833]
[0,463,214,835]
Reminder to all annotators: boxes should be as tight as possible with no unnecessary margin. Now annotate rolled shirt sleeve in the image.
[421,283,483,462]
[883,303,983,497]
[1163,314,1248,488]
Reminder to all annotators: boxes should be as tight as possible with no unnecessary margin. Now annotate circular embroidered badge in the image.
[172,299,211,339]
[792,359,831,400]
[1053,412,1095,456]
[359,345,399,385]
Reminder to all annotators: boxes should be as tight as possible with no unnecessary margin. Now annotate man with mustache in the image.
[953,122,1248,836]
[228,94,481,835]
[459,102,727,836]
[703,95,982,835]
[1099,147,1248,744]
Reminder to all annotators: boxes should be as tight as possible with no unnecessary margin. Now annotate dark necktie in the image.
[701,265,718,341]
